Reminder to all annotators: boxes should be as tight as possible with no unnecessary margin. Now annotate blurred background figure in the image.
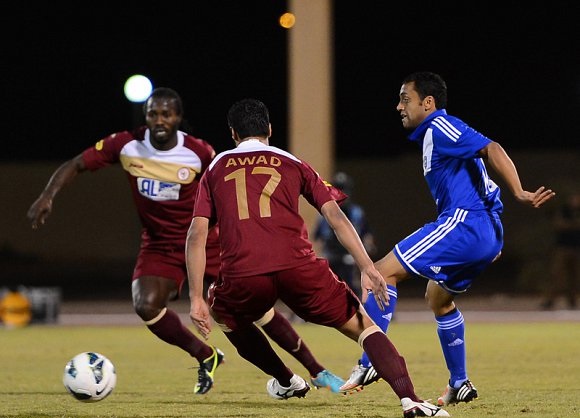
[0,286,32,328]
[541,192,580,310]
[313,172,376,296]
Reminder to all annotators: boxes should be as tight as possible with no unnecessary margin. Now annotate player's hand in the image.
[27,196,53,230]
[360,266,389,310]
[190,298,212,339]
[515,186,555,208]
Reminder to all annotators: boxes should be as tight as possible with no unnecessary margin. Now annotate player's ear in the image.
[231,128,242,146]
[268,123,272,138]
[423,95,435,111]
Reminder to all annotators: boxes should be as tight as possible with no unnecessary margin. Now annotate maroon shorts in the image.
[208,258,360,331]
[133,240,221,296]
[133,246,187,290]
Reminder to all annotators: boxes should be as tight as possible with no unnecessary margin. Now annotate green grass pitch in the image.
[1,320,579,417]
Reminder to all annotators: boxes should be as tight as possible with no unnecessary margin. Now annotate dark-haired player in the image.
[186,98,449,417]
[340,72,555,407]
[28,88,344,396]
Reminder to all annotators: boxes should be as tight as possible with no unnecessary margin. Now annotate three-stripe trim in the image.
[398,208,468,266]
[432,116,461,142]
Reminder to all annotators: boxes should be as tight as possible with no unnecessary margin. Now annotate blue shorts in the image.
[394,208,503,293]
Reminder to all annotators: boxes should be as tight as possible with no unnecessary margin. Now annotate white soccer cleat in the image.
[339,363,380,393]
[437,379,478,406]
[267,374,310,400]
[401,397,450,417]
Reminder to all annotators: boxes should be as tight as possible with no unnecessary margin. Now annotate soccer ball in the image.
[63,352,117,402]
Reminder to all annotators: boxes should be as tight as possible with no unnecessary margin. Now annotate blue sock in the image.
[436,308,467,388]
[359,285,397,367]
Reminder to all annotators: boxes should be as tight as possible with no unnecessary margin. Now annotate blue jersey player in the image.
[340,71,556,407]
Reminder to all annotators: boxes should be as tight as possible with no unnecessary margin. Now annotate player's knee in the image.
[357,324,382,348]
[134,301,164,321]
[339,309,377,342]
[425,292,449,313]
[253,307,275,327]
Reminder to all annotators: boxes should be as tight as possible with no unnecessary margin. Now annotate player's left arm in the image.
[479,141,556,208]
[186,216,212,339]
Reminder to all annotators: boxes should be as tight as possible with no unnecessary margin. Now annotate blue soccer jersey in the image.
[394,109,504,292]
[408,109,503,216]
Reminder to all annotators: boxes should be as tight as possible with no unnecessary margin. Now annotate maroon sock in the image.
[225,324,294,386]
[147,308,212,362]
[362,331,420,402]
[260,311,323,377]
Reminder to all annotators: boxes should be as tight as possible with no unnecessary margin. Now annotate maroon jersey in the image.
[82,127,215,248]
[194,139,346,277]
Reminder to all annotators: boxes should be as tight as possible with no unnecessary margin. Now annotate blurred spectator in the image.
[540,192,580,310]
[313,172,376,296]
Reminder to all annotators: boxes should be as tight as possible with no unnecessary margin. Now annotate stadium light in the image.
[124,75,153,103]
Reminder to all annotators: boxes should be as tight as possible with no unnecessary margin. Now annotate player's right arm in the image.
[27,153,87,230]
[185,215,212,339]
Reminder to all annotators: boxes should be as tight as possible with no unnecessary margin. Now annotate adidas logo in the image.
[448,338,464,347]
[430,266,441,274]
[381,313,392,321]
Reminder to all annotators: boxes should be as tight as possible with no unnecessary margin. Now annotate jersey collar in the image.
[408,109,447,142]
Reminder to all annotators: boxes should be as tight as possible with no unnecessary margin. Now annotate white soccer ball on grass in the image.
[63,351,117,402]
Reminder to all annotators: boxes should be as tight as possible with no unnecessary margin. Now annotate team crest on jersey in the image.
[177,167,191,181]
[137,178,181,201]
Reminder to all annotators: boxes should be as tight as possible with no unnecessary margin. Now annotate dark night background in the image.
[1,1,579,303]
[3,1,579,163]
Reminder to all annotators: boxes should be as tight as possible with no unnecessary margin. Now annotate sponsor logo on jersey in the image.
[137,178,181,201]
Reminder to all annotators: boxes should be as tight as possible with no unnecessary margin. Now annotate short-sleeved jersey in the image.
[194,139,346,277]
[408,109,503,216]
[82,127,215,247]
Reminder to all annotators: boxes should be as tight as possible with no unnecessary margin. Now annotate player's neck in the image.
[237,137,269,146]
